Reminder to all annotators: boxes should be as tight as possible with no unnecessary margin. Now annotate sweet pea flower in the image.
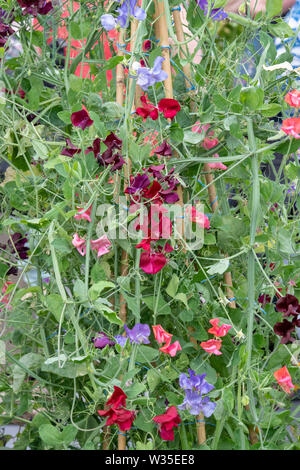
[135,56,168,91]
[159,340,182,357]
[74,205,92,223]
[178,370,216,416]
[61,139,81,158]
[285,90,300,108]
[71,109,93,130]
[116,0,146,29]
[158,99,181,120]
[136,96,159,121]
[207,154,227,170]
[72,233,86,256]
[273,366,295,394]
[186,206,210,229]
[200,339,222,355]
[152,324,173,345]
[114,335,128,348]
[98,386,135,431]
[17,0,53,16]
[124,323,151,344]
[276,294,300,317]
[281,118,300,139]
[208,318,232,338]
[273,318,300,344]
[126,173,151,194]
[139,251,167,274]
[198,0,228,21]
[152,406,181,441]
[90,235,112,258]
[92,332,115,349]
[101,14,117,31]
[154,140,172,157]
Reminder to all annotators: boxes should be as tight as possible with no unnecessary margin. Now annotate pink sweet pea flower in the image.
[273,366,295,394]
[281,117,300,139]
[186,206,210,229]
[139,251,166,274]
[72,233,87,256]
[90,235,112,258]
[152,324,173,345]
[207,154,227,170]
[200,339,222,355]
[74,205,92,223]
[285,90,300,108]
[208,318,232,338]
[159,340,182,357]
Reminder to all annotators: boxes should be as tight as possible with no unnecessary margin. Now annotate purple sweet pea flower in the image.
[178,390,216,416]
[116,0,146,29]
[92,332,115,349]
[198,0,228,21]
[134,56,168,91]
[101,13,117,31]
[126,173,150,194]
[114,335,128,348]
[124,323,151,344]
[178,369,216,417]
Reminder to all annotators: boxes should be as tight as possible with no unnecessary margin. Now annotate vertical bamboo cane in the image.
[115,26,127,452]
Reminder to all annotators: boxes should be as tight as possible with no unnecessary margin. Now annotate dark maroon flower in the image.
[155,140,172,157]
[258,294,271,305]
[103,132,122,150]
[158,98,181,120]
[143,40,152,51]
[85,138,101,159]
[8,233,29,260]
[126,174,150,194]
[61,139,81,157]
[0,22,14,47]
[274,319,296,344]
[276,294,300,317]
[111,154,125,171]
[71,109,93,130]
[17,0,53,16]
[147,164,165,180]
[7,266,18,276]
[92,332,115,349]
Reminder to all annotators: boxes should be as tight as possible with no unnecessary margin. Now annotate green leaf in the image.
[166,274,179,298]
[88,281,115,301]
[266,0,282,18]
[136,441,153,450]
[126,383,146,399]
[259,103,282,117]
[73,279,87,302]
[69,74,83,92]
[45,294,64,322]
[51,238,72,254]
[32,140,48,160]
[207,259,230,275]
[136,345,159,363]
[104,55,124,70]
[61,425,78,446]
[57,111,71,124]
[183,130,203,144]
[240,86,264,110]
[12,353,43,393]
[223,388,234,413]
[143,295,171,316]
[39,424,63,447]
[147,368,161,392]
[174,292,188,307]
[268,20,294,38]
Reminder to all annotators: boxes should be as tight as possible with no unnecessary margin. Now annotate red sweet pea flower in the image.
[153,406,181,441]
[285,89,300,108]
[143,40,152,51]
[71,109,93,130]
[106,386,127,410]
[281,117,300,139]
[200,339,222,355]
[139,251,166,274]
[273,366,295,394]
[208,318,232,338]
[158,99,181,119]
[136,96,159,121]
